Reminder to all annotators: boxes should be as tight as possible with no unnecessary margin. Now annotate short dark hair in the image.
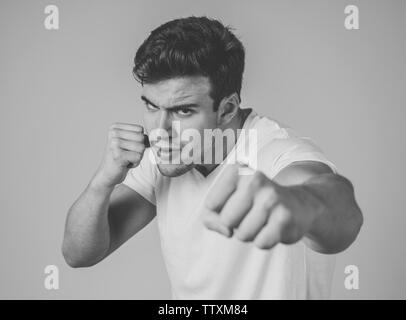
[133,16,245,111]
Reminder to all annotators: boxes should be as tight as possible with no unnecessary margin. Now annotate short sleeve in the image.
[258,128,338,179]
[121,148,157,205]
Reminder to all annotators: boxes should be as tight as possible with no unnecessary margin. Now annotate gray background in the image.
[0,0,405,299]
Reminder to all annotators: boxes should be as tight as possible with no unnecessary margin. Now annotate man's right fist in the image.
[92,123,149,189]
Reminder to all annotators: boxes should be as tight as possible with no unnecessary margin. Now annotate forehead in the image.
[141,76,212,107]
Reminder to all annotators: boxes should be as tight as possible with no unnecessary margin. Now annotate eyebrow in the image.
[141,95,199,110]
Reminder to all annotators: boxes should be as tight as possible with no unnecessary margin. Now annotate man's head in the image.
[133,16,245,177]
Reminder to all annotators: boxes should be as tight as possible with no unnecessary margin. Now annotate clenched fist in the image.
[92,123,149,189]
[202,164,325,250]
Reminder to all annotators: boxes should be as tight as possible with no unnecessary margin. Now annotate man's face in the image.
[141,76,219,177]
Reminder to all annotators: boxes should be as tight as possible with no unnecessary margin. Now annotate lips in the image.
[158,147,179,153]
[152,148,181,165]
[156,148,181,159]
[151,140,181,152]
[150,143,179,160]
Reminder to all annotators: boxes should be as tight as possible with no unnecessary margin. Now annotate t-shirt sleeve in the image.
[259,128,339,179]
[121,148,157,205]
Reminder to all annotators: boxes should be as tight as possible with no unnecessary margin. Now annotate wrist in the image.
[89,173,116,194]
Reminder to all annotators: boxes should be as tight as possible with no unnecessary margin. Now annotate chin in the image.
[157,163,194,177]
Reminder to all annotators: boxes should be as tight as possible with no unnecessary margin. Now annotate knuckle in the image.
[253,170,265,180]
[110,137,120,146]
[265,185,277,198]
[274,205,292,228]
[109,129,117,139]
[254,238,269,250]
[249,171,265,189]
[134,125,143,132]
[261,198,274,213]
[258,188,277,211]
[237,175,250,189]
[109,126,120,139]
[219,214,233,229]
[235,229,254,242]
[249,180,260,190]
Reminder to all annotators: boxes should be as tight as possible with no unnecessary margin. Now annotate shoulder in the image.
[242,111,337,178]
[244,110,306,152]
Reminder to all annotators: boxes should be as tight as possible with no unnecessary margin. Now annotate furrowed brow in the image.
[141,95,160,109]
[141,95,199,110]
[167,103,199,110]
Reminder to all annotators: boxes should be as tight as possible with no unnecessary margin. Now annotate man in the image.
[62,16,363,299]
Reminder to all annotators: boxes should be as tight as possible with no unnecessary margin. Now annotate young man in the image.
[62,16,363,299]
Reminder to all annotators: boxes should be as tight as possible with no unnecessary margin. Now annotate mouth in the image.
[151,141,181,153]
[152,146,182,163]
[158,147,180,153]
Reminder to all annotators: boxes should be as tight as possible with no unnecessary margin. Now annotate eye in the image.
[144,101,159,111]
[176,108,193,116]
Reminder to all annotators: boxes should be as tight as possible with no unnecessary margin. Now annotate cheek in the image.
[178,115,209,138]
[178,115,217,149]
[182,111,216,131]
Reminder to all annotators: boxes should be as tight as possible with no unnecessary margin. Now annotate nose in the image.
[150,110,174,145]
[152,109,180,146]
[157,109,172,134]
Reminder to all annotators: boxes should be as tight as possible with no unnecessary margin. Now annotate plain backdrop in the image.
[0,0,405,299]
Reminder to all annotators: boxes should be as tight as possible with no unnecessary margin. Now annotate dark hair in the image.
[133,16,245,111]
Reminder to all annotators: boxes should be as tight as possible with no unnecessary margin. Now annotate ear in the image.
[216,93,240,126]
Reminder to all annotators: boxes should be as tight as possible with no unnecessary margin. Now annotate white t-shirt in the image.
[122,108,338,300]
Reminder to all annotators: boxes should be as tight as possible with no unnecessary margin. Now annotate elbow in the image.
[61,243,85,268]
[351,206,364,244]
[61,241,102,269]
[307,207,364,255]
[333,206,364,254]
[63,254,83,269]
[337,178,364,253]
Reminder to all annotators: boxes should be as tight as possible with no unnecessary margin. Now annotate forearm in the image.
[62,177,114,267]
[297,173,363,254]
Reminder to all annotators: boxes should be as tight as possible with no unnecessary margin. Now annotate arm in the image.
[62,179,156,268]
[202,161,363,254]
[273,161,363,254]
[62,122,156,267]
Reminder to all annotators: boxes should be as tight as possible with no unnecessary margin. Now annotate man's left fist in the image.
[202,164,324,250]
